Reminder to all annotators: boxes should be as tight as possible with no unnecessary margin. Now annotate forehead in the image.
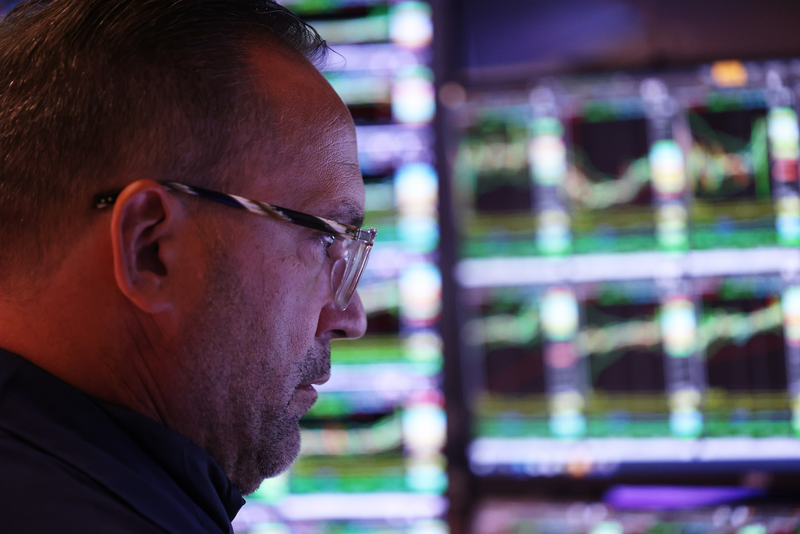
[244,44,364,226]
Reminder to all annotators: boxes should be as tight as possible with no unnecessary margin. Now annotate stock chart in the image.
[451,60,800,481]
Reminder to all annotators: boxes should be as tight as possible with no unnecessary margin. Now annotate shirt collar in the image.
[94,398,246,526]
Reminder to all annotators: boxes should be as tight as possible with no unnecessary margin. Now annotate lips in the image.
[297,373,330,389]
[294,374,327,408]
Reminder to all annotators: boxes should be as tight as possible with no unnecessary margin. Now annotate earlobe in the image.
[110,180,181,314]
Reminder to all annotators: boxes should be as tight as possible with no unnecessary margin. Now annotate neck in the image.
[0,235,170,425]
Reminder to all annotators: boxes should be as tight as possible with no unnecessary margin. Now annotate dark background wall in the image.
[455,0,800,84]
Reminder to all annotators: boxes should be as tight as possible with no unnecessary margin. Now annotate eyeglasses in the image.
[93,181,377,311]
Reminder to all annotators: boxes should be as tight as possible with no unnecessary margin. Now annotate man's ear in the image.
[110,179,183,314]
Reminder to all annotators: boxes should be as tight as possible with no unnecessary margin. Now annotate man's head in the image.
[0,0,367,494]
[0,0,327,291]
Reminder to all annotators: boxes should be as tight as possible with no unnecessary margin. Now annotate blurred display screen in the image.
[472,497,799,534]
[449,60,800,480]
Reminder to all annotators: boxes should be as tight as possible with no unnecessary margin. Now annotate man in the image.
[0,0,371,532]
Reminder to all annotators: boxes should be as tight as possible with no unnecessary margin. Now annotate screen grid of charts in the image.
[449,60,800,479]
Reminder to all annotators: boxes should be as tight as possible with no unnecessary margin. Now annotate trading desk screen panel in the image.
[682,93,775,249]
[471,498,800,534]
[451,60,800,480]
[568,102,655,254]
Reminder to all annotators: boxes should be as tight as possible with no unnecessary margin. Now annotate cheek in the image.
[254,244,331,335]
[292,242,335,299]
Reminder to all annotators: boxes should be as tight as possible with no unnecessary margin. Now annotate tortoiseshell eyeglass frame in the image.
[93,181,376,311]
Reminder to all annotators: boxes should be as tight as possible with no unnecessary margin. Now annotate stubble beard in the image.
[249,344,331,486]
[179,242,331,495]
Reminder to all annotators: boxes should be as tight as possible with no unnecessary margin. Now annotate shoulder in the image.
[0,429,169,533]
[0,350,230,533]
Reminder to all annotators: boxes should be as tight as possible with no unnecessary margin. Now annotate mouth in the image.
[294,374,328,408]
[297,373,330,390]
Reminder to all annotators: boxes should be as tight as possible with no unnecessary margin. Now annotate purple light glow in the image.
[604,485,765,510]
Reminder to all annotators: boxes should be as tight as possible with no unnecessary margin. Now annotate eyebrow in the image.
[327,202,364,228]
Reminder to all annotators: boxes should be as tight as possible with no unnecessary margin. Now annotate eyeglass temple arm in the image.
[93,184,376,245]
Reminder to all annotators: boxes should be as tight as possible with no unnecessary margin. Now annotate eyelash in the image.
[318,233,336,252]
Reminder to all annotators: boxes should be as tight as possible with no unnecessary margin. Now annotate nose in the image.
[316,289,367,340]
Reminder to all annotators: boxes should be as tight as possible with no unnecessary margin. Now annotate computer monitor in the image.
[447,59,800,480]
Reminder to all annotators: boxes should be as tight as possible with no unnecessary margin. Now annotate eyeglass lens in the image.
[332,239,372,311]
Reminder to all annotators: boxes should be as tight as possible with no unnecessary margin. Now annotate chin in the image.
[268,428,302,477]
[237,425,302,496]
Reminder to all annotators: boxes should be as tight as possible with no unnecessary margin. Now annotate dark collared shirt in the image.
[0,348,245,533]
